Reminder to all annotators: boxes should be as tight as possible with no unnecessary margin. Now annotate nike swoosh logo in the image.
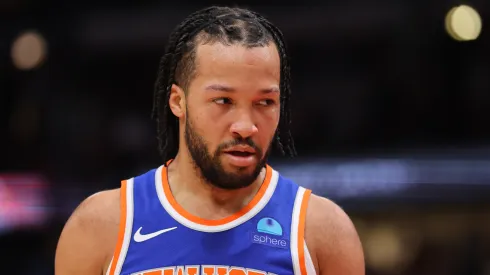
[133,226,177,243]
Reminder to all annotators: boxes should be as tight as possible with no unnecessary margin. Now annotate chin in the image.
[214,173,258,190]
[222,153,260,168]
[224,161,260,175]
[203,161,263,190]
[225,162,263,179]
[235,167,259,177]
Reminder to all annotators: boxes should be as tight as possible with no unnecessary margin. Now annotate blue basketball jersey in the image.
[106,164,315,275]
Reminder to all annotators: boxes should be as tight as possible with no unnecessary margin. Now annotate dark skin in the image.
[55,42,365,275]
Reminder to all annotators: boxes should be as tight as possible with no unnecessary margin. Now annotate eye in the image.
[213,98,232,105]
[257,99,276,106]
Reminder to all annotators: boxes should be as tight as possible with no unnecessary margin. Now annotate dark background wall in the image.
[1,1,490,274]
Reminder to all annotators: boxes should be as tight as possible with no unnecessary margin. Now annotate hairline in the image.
[175,30,276,93]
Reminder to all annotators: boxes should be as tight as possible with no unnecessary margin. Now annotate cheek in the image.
[189,109,223,148]
[271,106,280,126]
[187,100,214,129]
[266,105,280,127]
[259,107,280,142]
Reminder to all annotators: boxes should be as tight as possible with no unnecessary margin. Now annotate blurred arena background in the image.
[1,0,490,274]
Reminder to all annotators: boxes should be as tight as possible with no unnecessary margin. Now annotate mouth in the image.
[221,144,259,167]
[223,145,256,156]
[222,147,258,167]
[225,151,255,157]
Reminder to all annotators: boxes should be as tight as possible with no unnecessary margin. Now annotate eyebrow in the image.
[204,84,280,94]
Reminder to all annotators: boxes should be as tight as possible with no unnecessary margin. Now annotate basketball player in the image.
[55,6,364,275]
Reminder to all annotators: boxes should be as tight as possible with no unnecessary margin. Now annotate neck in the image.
[166,151,266,220]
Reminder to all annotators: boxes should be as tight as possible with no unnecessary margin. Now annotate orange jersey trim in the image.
[108,180,128,275]
[161,164,272,226]
[298,189,312,275]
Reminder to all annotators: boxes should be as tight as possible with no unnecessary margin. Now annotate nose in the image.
[230,112,258,139]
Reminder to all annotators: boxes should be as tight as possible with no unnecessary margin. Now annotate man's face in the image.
[183,42,281,189]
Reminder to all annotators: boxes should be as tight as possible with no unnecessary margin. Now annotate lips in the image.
[223,145,256,155]
[222,145,257,167]
[226,151,254,157]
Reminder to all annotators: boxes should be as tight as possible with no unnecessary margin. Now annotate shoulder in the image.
[305,193,359,242]
[304,193,365,275]
[65,188,121,234]
[55,188,121,275]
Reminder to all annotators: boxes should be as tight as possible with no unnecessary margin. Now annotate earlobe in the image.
[168,84,185,118]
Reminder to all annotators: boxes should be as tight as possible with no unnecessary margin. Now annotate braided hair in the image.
[152,6,296,162]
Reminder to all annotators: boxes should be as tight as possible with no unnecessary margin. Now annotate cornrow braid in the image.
[252,12,296,158]
[152,6,297,162]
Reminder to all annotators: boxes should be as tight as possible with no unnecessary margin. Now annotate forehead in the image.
[192,42,281,85]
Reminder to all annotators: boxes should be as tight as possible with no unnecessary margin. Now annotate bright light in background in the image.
[363,223,422,273]
[364,224,404,272]
[445,5,482,41]
[11,30,47,70]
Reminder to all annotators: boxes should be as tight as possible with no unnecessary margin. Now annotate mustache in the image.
[217,138,262,154]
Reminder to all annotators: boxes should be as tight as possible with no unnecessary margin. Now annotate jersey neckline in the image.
[155,163,279,232]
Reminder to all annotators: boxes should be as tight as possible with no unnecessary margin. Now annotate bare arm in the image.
[55,190,120,275]
[306,194,365,275]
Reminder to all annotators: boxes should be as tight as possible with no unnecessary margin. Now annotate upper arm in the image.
[305,194,365,275]
[55,189,120,275]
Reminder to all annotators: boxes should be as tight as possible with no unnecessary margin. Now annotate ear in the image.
[169,84,186,118]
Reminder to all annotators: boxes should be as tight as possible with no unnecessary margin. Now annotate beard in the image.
[184,116,271,190]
